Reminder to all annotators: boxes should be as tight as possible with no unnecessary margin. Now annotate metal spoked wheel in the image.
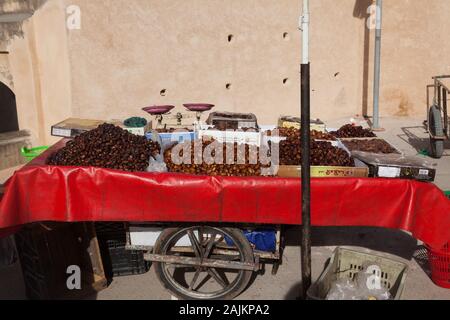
[429,104,444,158]
[153,227,254,300]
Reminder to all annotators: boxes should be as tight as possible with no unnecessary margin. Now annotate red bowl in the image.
[142,105,175,115]
[183,104,215,112]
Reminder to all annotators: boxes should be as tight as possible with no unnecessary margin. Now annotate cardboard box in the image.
[276,165,369,178]
[51,118,106,138]
[52,118,152,138]
[128,226,194,247]
[278,116,326,132]
[206,112,259,130]
[352,151,436,182]
[198,129,262,146]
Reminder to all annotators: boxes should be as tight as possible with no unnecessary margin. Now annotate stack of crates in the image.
[95,222,150,278]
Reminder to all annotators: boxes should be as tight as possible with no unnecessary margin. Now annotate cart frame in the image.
[124,223,284,299]
[426,75,450,158]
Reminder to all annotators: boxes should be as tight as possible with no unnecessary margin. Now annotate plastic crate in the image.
[427,243,450,289]
[14,223,107,300]
[307,247,408,300]
[95,223,150,278]
[445,191,450,199]
[100,239,149,277]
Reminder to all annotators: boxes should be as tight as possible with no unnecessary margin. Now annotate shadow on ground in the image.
[400,126,450,155]
[284,226,418,260]
[284,281,303,300]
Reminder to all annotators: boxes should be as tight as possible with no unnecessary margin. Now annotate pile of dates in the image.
[343,139,399,154]
[330,124,376,138]
[47,123,161,172]
[164,140,268,176]
[265,127,335,141]
[279,140,354,166]
[310,130,336,141]
[275,127,354,166]
[309,141,355,166]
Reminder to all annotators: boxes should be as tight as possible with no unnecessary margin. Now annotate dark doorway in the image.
[0,81,19,133]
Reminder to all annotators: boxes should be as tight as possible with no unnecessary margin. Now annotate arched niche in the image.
[0,81,19,134]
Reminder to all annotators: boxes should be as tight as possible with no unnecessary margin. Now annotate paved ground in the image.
[1,116,449,300]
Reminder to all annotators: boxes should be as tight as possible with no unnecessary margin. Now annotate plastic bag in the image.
[225,229,276,252]
[326,278,361,300]
[326,262,391,300]
[146,154,168,173]
[354,262,391,300]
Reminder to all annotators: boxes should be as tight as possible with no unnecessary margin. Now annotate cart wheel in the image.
[429,104,444,158]
[153,227,254,300]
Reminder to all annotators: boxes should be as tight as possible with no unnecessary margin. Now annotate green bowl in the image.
[445,191,450,200]
[21,146,49,161]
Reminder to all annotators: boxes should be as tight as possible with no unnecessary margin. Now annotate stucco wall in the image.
[3,0,450,145]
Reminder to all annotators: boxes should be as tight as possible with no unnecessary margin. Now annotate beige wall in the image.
[2,0,450,145]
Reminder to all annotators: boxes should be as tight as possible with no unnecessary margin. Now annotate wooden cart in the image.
[124,223,283,300]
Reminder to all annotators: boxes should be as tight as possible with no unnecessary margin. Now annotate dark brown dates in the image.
[330,124,376,138]
[163,140,268,176]
[342,139,399,154]
[274,127,355,167]
[47,123,161,172]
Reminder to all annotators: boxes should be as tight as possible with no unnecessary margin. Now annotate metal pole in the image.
[300,0,311,299]
[372,0,383,129]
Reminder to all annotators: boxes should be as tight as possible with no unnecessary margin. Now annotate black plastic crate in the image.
[95,223,150,278]
[14,223,107,300]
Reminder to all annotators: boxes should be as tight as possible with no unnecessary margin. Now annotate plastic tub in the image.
[21,146,49,161]
[427,243,450,289]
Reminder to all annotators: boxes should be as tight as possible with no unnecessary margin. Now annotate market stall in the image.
[1,144,449,249]
[2,108,450,299]
[2,112,450,299]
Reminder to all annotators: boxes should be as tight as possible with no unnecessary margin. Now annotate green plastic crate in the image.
[21,146,49,161]
[307,247,408,300]
[445,191,450,200]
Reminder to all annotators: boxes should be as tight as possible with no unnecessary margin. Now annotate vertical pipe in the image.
[372,0,383,129]
[300,0,311,299]
[302,0,309,64]
[301,63,311,298]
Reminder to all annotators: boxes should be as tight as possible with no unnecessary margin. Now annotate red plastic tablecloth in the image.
[1,140,449,248]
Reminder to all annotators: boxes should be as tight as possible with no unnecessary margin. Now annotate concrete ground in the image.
[0,116,449,300]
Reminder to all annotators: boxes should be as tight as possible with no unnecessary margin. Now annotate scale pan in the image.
[183,104,215,112]
[142,105,175,115]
